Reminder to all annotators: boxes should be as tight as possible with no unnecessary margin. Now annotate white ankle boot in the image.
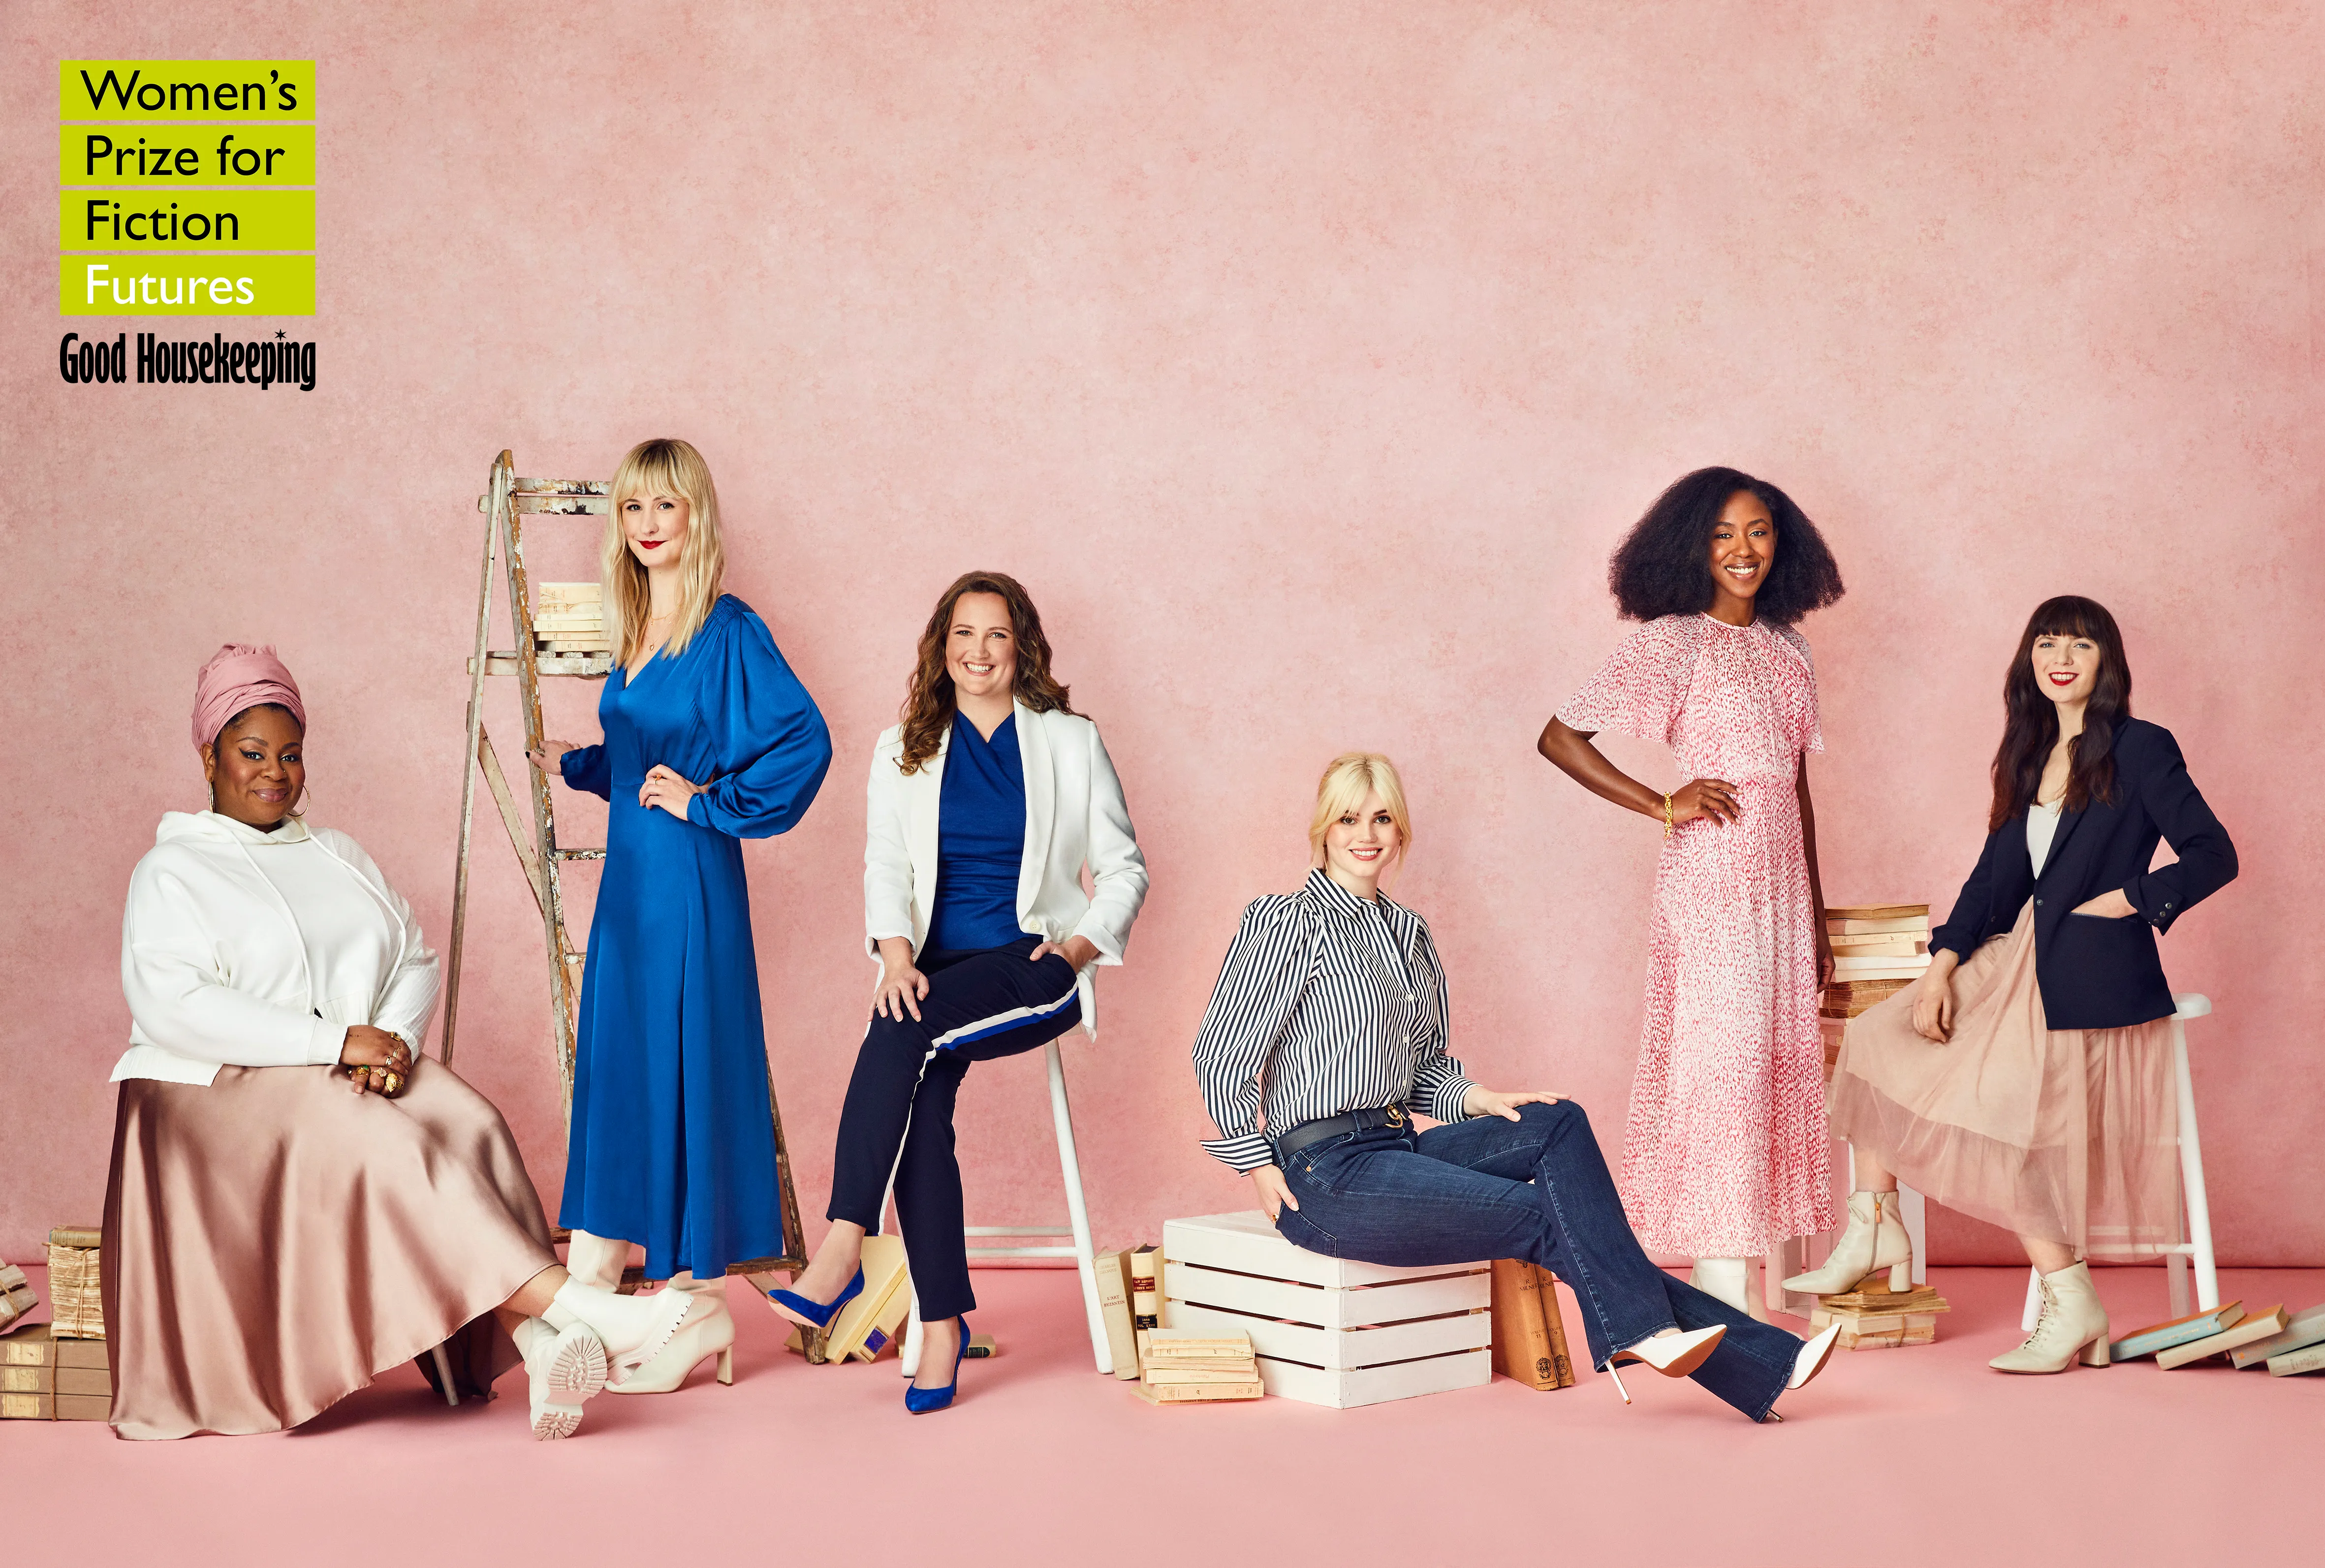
[512,1315,606,1440]
[1990,1261,2110,1373]
[547,1278,694,1385]
[564,1229,631,1292]
[1690,1258,1773,1323]
[605,1271,736,1395]
[1783,1191,1914,1296]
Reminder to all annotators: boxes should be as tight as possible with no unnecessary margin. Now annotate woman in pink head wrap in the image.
[97,646,694,1441]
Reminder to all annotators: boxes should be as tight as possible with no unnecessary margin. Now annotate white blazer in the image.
[864,702,1148,1035]
[114,812,439,1086]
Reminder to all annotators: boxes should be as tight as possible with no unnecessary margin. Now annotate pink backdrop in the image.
[4,3,2317,1266]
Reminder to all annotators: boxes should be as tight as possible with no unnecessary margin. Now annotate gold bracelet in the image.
[1663,793,1675,839]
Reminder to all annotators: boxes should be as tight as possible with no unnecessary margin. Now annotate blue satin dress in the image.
[556,594,832,1278]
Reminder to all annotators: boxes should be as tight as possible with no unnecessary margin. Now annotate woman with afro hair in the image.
[1537,468,1846,1319]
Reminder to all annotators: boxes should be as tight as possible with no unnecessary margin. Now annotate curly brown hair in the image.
[896,571,1076,773]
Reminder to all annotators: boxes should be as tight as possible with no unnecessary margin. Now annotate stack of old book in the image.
[1822,905,1932,1064]
[1135,1327,1263,1405]
[1806,1278,1951,1349]
[0,1259,34,1334]
[46,1227,103,1342]
[0,1327,110,1421]
[2111,1299,2325,1375]
[533,583,609,657]
[1489,1260,1576,1390]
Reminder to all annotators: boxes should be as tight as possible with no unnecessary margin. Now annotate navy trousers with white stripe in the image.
[827,936,1082,1319]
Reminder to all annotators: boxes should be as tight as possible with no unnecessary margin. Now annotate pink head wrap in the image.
[191,644,306,753]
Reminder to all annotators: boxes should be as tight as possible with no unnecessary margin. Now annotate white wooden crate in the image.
[1161,1211,1492,1409]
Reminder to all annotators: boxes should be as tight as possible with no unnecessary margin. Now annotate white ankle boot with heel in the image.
[606,1270,735,1394]
[1990,1260,2109,1373]
[1781,1190,1914,1296]
[1689,1257,1773,1322]
[562,1229,731,1392]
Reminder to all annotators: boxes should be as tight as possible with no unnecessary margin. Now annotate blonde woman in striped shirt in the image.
[1189,753,1841,1420]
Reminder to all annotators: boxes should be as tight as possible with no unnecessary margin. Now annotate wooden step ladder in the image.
[441,451,807,1286]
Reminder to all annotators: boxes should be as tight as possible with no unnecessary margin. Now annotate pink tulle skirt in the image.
[1826,901,2181,1256]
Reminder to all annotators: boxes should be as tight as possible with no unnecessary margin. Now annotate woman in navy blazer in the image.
[1793,596,2234,1374]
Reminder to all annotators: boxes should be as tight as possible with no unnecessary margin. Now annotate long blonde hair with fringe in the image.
[1308,752,1413,877]
[603,438,727,666]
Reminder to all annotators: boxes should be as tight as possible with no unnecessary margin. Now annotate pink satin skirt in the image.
[100,1058,557,1440]
[1826,901,2181,1256]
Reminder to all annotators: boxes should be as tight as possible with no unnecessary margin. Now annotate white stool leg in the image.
[1046,1038,1113,1374]
[2022,1267,2044,1332]
[430,1343,460,1407]
[1897,1185,1929,1286]
[2172,1013,2219,1312]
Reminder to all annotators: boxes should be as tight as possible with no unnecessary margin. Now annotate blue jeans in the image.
[1272,1099,1799,1420]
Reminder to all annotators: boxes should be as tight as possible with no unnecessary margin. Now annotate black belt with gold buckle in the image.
[1274,1105,1407,1159]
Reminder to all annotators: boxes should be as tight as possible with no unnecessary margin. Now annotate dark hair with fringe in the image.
[896,571,1075,774]
[1988,596,2131,831]
[1606,467,1845,626]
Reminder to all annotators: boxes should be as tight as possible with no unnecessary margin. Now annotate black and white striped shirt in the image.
[1192,869,1476,1172]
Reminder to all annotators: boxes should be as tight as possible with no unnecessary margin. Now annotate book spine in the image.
[1130,1249,1161,1356]
[1490,1259,1557,1390]
[1095,1252,1141,1381]
[1143,1381,1264,1402]
[2267,1343,2325,1377]
[1533,1265,1577,1388]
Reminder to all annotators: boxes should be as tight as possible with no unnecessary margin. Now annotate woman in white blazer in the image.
[101,646,697,1442]
[770,572,1148,1412]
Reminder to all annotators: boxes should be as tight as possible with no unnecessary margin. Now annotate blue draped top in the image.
[926,710,1028,952]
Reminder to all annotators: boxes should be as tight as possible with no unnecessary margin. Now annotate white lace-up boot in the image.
[1989,1261,2110,1374]
[1783,1191,1914,1296]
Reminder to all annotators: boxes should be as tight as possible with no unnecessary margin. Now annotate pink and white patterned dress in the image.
[1559,613,1838,1258]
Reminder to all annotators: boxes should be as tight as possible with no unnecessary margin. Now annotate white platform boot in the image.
[546,1278,695,1385]
[605,1270,736,1394]
[511,1315,606,1440]
[1690,1258,1773,1323]
[1782,1191,1914,1296]
[1990,1261,2110,1374]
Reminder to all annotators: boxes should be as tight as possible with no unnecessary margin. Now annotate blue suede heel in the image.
[767,1267,864,1329]
[905,1315,971,1414]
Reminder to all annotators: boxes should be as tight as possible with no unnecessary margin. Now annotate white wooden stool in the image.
[2021,992,2216,1330]
[898,1036,1111,1376]
[1159,1211,1492,1409]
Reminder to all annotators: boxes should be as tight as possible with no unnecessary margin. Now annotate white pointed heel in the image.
[605,1273,737,1395]
[1783,1191,1915,1297]
[1607,1321,1728,1402]
[1789,1321,1843,1390]
[1989,1261,2110,1374]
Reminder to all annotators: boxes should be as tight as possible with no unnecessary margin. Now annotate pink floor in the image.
[5,1263,2318,1562]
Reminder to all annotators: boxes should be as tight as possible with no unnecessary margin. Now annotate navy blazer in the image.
[1929,718,2235,1031]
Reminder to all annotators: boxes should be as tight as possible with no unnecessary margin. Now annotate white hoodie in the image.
[114,812,440,1086]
